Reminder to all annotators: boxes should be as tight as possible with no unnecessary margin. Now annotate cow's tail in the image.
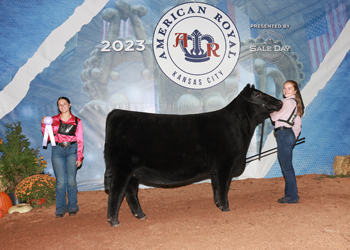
[104,112,113,191]
[104,167,112,191]
[104,143,112,191]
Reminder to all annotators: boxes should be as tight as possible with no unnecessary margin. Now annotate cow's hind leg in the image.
[107,175,131,227]
[125,177,147,220]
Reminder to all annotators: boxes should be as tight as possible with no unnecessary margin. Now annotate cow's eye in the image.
[255,93,262,97]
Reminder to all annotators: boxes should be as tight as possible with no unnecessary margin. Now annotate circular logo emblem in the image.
[153,3,240,89]
[255,31,288,63]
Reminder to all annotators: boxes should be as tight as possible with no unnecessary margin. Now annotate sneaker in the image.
[69,211,77,216]
[277,198,299,204]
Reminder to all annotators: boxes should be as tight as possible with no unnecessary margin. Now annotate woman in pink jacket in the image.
[41,97,84,217]
[270,80,304,204]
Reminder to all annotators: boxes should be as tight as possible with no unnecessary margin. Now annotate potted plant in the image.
[15,174,56,208]
[0,122,47,200]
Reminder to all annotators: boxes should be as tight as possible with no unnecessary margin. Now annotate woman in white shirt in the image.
[270,80,304,204]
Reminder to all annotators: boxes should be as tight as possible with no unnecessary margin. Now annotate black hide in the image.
[104,84,282,227]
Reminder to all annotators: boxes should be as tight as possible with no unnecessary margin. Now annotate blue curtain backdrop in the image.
[0,0,349,191]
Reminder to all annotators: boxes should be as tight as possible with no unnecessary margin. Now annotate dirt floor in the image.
[1,174,350,250]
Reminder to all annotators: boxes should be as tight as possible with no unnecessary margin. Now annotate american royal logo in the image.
[153,3,240,89]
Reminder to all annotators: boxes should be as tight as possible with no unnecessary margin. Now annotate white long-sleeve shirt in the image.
[270,95,301,139]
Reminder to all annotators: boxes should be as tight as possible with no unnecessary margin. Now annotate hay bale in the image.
[0,175,6,192]
[333,155,350,175]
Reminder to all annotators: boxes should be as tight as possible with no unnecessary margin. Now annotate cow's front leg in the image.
[210,172,220,208]
[108,176,130,227]
[212,169,231,211]
[125,177,147,220]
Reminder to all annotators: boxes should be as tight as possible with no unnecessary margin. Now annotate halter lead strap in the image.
[278,98,298,126]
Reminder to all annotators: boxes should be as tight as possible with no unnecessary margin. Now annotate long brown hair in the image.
[285,80,304,118]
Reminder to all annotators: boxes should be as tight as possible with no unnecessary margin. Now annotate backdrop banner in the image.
[0,0,349,191]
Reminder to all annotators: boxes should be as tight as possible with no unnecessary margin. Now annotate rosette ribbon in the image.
[43,117,56,147]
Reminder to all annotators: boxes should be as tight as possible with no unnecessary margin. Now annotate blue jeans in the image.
[52,143,79,215]
[276,129,299,202]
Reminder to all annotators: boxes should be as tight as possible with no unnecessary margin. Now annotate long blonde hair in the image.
[285,80,304,118]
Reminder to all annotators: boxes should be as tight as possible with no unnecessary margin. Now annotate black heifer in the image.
[104,84,282,227]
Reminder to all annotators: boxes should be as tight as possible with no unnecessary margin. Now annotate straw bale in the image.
[333,155,350,175]
[0,175,6,192]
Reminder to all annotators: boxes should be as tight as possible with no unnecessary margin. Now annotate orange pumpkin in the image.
[0,192,13,214]
[0,208,4,218]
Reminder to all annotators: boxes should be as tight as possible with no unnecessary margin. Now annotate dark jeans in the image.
[52,143,79,215]
[276,128,299,202]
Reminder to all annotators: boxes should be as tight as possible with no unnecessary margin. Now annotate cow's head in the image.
[241,84,282,118]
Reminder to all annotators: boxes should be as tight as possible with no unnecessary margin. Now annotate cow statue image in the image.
[104,84,282,227]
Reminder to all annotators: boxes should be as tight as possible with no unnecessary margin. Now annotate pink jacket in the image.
[270,95,301,139]
[41,114,84,161]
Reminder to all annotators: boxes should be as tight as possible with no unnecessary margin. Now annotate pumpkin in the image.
[8,204,33,214]
[0,192,13,214]
[0,208,4,218]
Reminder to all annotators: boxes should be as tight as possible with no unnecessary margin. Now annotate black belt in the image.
[57,141,77,148]
[274,126,292,132]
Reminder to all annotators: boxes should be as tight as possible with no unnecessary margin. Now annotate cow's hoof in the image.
[109,220,120,227]
[221,207,230,212]
[134,213,147,220]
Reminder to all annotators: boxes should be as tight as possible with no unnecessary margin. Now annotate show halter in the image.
[43,117,56,147]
